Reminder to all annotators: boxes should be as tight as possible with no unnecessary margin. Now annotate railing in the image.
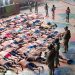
[0,4,20,18]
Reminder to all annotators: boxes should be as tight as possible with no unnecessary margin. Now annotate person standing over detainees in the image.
[47,44,56,75]
[51,5,56,20]
[29,1,32,12]
[53,38,60,68]
[66,7,70,23]
[35,1,38,14]
[63,26,71,53]
[45,3,49,17]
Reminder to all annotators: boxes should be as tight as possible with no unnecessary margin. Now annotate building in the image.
[0,0,13,6]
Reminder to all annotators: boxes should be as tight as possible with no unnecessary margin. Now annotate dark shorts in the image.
[36,57,45,62]
[66,14,69,19]
[10,51,18,56]
[27,58,34,62]
[27,63,37,70]
[4,63,13,69]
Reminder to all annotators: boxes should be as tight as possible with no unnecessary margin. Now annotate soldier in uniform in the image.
[47,44,56,75]
[45,3,49,16]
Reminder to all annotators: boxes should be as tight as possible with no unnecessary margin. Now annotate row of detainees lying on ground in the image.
[0,43,73,74]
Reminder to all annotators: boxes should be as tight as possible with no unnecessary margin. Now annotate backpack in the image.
[64,30,71,39]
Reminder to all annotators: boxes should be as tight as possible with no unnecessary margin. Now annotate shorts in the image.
[27,63,37,70]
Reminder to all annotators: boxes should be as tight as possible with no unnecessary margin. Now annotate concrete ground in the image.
[0,1,75,75]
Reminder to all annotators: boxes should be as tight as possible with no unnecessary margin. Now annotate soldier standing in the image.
[47,44,56,75]
[45,3,49,16]
[51,5,56,20]
[29,1,32,12]
[63,26,71,53]
[54,38,60,68]
[35,1,38,14]
[66,7,70,22]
